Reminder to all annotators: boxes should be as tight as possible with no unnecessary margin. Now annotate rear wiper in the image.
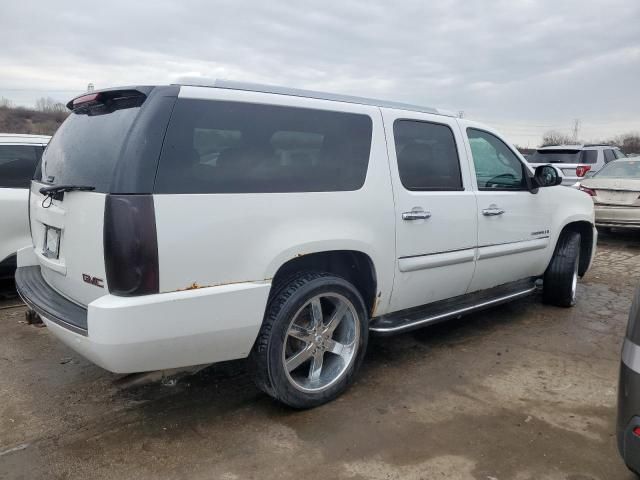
[39,185,95,208]
[39,185,95,195]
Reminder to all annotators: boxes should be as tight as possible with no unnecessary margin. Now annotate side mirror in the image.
[534,164,562,188]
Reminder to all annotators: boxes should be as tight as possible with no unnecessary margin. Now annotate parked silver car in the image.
[579,157,640,230]
[529,144,625,186]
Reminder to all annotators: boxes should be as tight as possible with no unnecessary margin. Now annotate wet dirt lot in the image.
[1,231,639,480]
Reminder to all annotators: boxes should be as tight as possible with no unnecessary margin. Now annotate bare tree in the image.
[612,133,640,155]
[541,130,574,147]
[35,96,67,114]
[0,97,13,108]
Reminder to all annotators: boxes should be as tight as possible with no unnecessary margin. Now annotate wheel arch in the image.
[556,220,595,277]
[268,250,379,317]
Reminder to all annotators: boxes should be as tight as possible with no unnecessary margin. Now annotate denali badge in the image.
[82,274,104,288]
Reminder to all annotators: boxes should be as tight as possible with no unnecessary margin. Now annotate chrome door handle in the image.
[482,205,505,216]
[402,210,432,221]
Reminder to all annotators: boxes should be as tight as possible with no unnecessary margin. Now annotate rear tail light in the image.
[72,93,100,108]
[634,426,640,437]
[67,89,146,112]
[104,195,159,296]
[579,185,596,196]
[576,165,591,177]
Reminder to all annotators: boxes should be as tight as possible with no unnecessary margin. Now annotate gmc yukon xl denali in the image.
[16,80,597,408]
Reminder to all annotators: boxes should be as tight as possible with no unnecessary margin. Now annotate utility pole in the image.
[87,83,95,92]
[572,119,580,143]
[458,110,464,119]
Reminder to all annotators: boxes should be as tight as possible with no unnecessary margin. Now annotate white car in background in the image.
[0,134,50,279]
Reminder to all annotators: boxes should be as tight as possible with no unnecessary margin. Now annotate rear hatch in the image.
[29,86,178,306]
[529,149,597,179]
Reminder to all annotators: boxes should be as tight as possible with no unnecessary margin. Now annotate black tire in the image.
[249,272,369,409]
[543,231,581,308]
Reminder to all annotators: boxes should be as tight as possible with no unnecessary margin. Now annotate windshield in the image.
[530,149,597,164]
[594,159,640,179]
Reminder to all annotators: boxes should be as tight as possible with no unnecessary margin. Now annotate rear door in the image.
[29,87,177,306]
[462,125,553,292]
[382,110,477,312]
[0,144,43,264]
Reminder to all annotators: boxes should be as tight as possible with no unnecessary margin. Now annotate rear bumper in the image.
[595,205,640,229]
[16,266,88,335]
[15,266,271,373]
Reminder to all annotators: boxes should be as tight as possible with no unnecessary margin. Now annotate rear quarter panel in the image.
[153,88,396,315]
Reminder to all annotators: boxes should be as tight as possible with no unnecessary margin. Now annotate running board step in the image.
[370,278,538,336]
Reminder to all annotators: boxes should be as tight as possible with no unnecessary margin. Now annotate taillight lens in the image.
[104,195,159,296]
[576,165,591,177]
[579,185,596,196]
[72,93,100,107]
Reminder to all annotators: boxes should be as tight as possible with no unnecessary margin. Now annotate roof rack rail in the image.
[583,143,615,147]
[173,77,453,118]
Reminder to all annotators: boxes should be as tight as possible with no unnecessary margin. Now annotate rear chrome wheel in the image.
[250,272,368,409]
[283,294,360,393]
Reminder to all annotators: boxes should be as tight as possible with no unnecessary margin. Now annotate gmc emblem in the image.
[82,274,104,288]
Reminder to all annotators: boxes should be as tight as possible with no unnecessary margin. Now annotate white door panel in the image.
[383,110,477,312]
[461,124,554,292]
[0,188,31,263]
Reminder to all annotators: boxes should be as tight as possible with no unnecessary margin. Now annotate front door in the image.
[462,126,552,292]
[383,110,477,312]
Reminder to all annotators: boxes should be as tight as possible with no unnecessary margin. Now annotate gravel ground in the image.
[1,230,639,480]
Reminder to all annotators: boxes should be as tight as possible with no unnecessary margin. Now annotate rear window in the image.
[0,145,43,188]
[154,99,373,194]
[595,160,640,179]
[36,98,145,192]
[530,149,597,164]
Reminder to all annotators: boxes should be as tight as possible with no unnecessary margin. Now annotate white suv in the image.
[15,81,596,408]
[0,133,50,279]
[529,144,625,186]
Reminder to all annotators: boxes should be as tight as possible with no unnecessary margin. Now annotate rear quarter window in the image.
[0,145,43,188]
[154,99,373,194]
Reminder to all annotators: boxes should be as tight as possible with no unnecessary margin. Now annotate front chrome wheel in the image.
[282,293,360,393]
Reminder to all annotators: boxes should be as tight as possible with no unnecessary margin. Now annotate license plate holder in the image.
[43,226,61,259]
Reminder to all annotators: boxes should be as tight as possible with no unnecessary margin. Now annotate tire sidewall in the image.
[266,275,369,408]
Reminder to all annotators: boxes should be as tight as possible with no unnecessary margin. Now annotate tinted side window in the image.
[604,149,616,163]
[155,99,373,193]
[0,145,42,188]
[581,150,598,164]
[393,120,463,191]
[467,128,526,191]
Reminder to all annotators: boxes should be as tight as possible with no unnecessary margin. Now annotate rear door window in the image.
[581,150,598,164]
[154,99,373,194]
[603,149,616,163]
[0,145,43,188]
[393,120,463,191]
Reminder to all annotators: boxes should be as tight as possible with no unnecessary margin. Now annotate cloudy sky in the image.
[1,0,639,146]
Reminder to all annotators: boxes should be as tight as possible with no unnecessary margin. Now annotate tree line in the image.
[541,130,640,154]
